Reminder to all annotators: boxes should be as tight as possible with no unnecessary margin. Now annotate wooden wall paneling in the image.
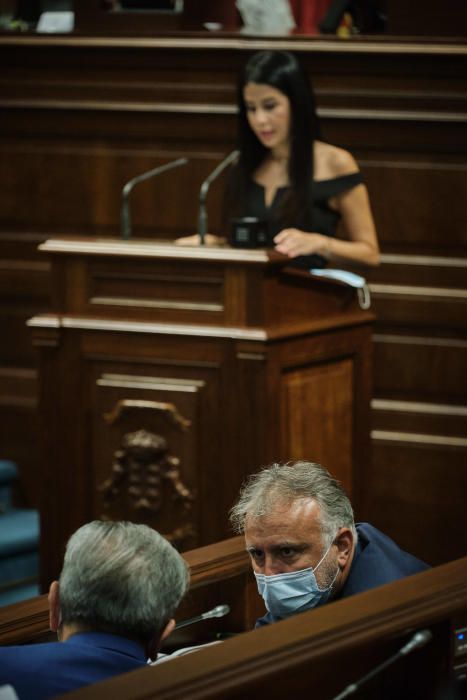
[0,239,50,365]
[0,369,38,507]
[372,295,466,336]
[359,126,466,561]
[367,439,467,566]
[362,159,467,255]
[0,108,236,238]
[372,333,467,401]
[372,398,467,437]
[0,232,50,508]
[319,72,467,566]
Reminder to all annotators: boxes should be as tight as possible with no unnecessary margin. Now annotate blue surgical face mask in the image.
[254,541,339,620]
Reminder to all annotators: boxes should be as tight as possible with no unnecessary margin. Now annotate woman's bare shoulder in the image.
[314,141,359,179]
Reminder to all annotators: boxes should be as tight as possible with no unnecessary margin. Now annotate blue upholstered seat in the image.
[0,460,40,606]
[0,460,17,511]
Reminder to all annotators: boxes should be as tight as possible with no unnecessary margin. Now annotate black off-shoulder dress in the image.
[244,172,363,269]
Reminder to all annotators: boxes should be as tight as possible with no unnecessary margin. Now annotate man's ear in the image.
[335,528,354,569]
[146,619,176,661]
[161,618,176,642]
[48,581,61,632]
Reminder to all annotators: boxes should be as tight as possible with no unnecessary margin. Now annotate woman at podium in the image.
[177,50,379,271]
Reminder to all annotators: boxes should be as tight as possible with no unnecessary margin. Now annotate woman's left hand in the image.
[273,228,329,259]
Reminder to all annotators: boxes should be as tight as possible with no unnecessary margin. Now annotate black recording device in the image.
[229,217,268,249]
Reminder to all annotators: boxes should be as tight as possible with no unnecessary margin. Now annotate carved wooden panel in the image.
[88,339,225,550]
[92,369,205,549]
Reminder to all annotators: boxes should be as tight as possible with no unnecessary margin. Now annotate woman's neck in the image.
[270,143,290,163]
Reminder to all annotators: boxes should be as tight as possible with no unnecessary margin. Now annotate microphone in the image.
[400,629,433,655]
[175,604,230,630]
[331,629,433,700]
[198,150,239,245]
[120,157,188,240]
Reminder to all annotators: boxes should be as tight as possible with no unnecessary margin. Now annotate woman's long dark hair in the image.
[225,50,321,228]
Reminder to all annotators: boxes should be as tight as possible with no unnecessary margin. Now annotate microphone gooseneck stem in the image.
[175,604,230,630]
[198,203,208,247]
[332,652,403,699]
[198,150,239,246]
[331,629,433,700]
[120,157,188,240]
[121,199,131,243]
[175,615,205,630]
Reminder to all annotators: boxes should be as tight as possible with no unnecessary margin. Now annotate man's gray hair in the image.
[230,461,357,546]
[59,521,189,644]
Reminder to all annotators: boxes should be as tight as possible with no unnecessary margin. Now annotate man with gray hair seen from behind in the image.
[230,461,428,627]
[0,521,190,700]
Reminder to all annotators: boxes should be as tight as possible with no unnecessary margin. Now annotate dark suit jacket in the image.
[0,631,147,700]
[256,522,429,627]
[335,522,429,599]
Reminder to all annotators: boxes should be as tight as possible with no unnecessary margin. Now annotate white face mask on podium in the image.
[254,540,339,620]
[310,268,371,310]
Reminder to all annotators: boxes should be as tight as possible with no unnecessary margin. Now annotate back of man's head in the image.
[58,521,189,646]
[230,461,357,545]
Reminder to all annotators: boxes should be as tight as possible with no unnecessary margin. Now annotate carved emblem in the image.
[99,429,194,514]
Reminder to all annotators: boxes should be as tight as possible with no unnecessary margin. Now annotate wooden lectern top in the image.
[34,236,373,337]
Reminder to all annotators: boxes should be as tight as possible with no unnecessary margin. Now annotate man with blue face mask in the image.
[230,461,429,627]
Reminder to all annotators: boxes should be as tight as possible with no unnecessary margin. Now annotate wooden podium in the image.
[28,237,374,588]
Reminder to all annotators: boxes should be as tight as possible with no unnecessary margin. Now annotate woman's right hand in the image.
[274,229,331,259]
[174,234,227,246]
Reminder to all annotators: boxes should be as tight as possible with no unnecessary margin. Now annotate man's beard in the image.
[315,552,339,594]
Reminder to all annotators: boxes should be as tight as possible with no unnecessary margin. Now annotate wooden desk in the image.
[2,537,466,700]
[0,535,257,648]
[60,556,467,700]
